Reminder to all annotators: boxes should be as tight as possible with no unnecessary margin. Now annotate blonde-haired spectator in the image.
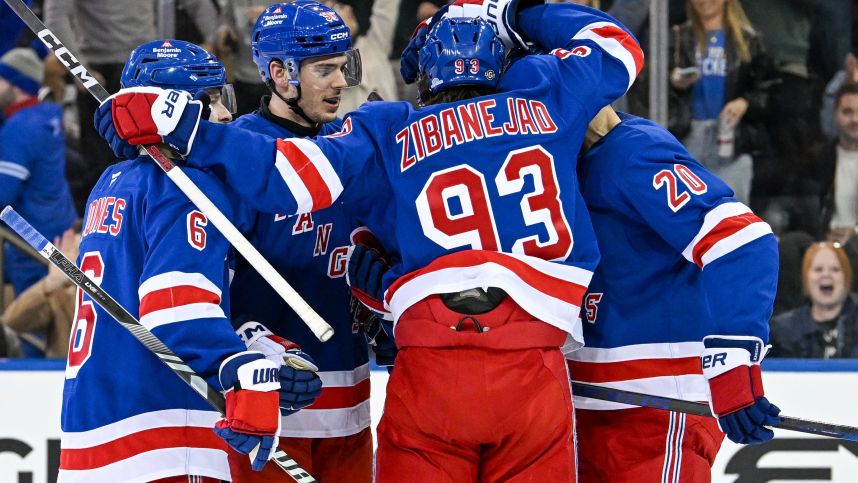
[669,0,771,206]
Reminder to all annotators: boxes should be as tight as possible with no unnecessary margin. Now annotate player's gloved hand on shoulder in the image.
[236,321,323,416]
[701,335,781,444]
[95,100,139,161]
[214,351,281,471]
[400,5,448,84]
[93,87,203,158]
[446,0,544,51]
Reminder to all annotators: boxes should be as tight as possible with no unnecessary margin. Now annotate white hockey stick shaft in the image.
[3,0,333,342]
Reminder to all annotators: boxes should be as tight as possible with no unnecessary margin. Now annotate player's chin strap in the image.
[267,79,320,129]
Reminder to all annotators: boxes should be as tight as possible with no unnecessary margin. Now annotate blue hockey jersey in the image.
[568,113,778,410]
[59,159,250,482]
[0,100,76,294]
[185,4,644,349]
[230,109,372,438]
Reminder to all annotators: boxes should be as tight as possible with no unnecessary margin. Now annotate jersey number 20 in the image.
[416,145,573,260]
[67,251,104,378]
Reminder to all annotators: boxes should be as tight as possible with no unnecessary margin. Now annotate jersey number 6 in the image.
[67,251,104,378]
[416,145,573,260]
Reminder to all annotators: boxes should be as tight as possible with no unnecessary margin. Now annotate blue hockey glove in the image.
[350,296,398,367]
[401,4,449,84]
[348,244,386,303]
[235,322,323,416]
[701,335,781,444]
[214,351,281,471]
[94,87,203,157]
[95,102,139,160]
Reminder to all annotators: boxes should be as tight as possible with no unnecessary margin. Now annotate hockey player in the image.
[567,106,781,481]
[93,2,644,480]
[226,3,378,481]
[65,40,320,482]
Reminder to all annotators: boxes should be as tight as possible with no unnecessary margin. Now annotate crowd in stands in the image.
[1,0,858,360]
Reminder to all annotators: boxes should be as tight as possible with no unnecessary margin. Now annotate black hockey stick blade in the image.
[572,382,858,442]
[0,206,316,483]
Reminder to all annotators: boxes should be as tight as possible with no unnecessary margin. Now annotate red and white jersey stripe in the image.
[572,21,644,91]
[567,342,708,410]
[274,138,344,214]
[681,202,772,269]
[385,250,592,347]
[58,409,229,483]
[138,271,225,329]
[279,363,371,438]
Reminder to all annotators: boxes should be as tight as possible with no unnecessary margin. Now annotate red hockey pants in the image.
[576,407,724,482]
[376,295,576,483]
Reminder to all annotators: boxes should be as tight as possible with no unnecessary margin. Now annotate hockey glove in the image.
[701,335,781,444]
[95,102,139,161]
[447,0,544,51]
[400,4,449,84]
[236,321,323,415]
[350,296,398,367]
[95,87,203,157]
[214,351,281,471]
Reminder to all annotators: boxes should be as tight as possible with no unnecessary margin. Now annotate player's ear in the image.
[269,60,288,88]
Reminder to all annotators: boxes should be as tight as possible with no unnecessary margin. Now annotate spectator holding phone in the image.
[669,0,771,205]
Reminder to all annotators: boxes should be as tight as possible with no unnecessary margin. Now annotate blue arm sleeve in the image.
[700,237,778,341]
[0,175,24,207]
[186,107,385,216]
[140,170,248,390]
[0,121,32,206]
[518,3,643,93]
[610,127,777,341]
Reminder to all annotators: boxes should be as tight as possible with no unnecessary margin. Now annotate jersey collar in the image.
[3,96,39,118]
[257,95,321,138]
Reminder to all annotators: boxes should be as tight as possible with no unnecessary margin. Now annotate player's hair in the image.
[417,75,498,106]
[835,82,858,109]
[686,0,754,63]
[801,241,853,298]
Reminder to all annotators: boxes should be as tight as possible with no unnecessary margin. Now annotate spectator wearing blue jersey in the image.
[0,47,77,295]
[771,242,858,358]
[669,0,770,206]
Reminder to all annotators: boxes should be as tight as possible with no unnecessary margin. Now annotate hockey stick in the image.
[1,0,334,343]
[0,206,316,483]
[572,381,858,442]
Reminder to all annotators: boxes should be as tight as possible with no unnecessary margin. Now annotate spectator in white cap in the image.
[0,47,77,320]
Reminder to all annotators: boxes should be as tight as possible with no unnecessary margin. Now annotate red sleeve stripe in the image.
[274,138,343,213]
[138,271,224,329]
[306,378,371,410]
[568,356,702,383]
[572,21,644,91]
[682,202,772,268]
[385,250,592,341]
